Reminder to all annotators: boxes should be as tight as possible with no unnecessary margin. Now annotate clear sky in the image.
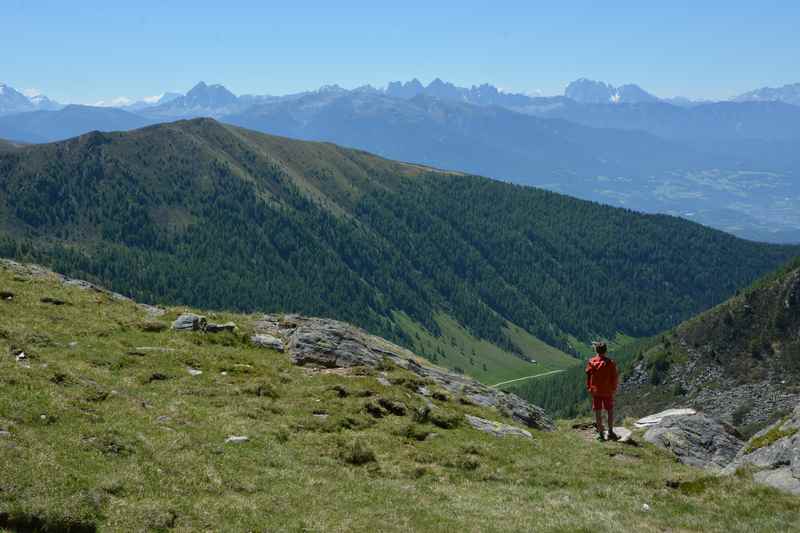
[3,0,798,104]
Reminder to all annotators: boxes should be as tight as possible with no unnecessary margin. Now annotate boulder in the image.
[723,405,800,495]
[172,313,207,332]
[251,314,554,431]
[206,321,236,333]
[643,412,742,470]
[465,415,532,439]
[250,334,285,352]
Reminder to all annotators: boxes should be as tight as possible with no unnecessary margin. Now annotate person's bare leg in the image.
[595,409,604,434]
[607,407,616,438]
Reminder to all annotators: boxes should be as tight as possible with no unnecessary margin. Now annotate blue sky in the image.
[3,0,798,103]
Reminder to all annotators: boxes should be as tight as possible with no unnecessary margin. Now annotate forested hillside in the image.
[0,119,797,381]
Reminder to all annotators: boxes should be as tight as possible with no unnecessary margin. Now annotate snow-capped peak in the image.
[94,96,135,107]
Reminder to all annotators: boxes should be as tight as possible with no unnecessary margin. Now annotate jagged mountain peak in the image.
[565,78,659,104]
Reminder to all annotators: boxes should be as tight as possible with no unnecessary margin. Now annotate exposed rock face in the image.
[465,415,532,439]
[643,412,743,470]
[252,314,554,431]
[172,313,207,332]
[724,405,800,495]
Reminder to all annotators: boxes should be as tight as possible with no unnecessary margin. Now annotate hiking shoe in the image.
[595,432,606,442]
[607,430,619,441]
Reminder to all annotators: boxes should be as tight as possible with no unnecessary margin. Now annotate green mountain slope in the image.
[0,118,797,384]
[617,257,800,433]
[1,261,799,532]
[511,257,800,425]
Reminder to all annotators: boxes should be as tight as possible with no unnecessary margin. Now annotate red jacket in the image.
[585,355,618,396]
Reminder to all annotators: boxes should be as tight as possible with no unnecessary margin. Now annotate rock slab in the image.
[465,415,532,439]
[723,404,800,495]
[635,408,697,428]
[251,314,554,431]
[643,412,742,470]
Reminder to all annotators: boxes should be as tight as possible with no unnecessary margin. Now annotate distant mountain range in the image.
[733,82,800,106]
[0,83,62,115]
[0,77,798,243]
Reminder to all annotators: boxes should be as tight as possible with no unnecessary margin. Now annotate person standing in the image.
[585,341,619,441]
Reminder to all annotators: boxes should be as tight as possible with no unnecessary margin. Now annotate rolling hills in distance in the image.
[1,118,797,387]
[1,77,799,243]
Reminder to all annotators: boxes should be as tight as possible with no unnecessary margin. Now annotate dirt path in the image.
[490,369,566,388]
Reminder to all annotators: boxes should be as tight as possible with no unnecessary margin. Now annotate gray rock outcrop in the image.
[723,405,800,495]
[643,412,743,470]
[251,314,554,431]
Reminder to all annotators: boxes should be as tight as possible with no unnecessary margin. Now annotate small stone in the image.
[0,430,11,438]
[187,367,203,376]
[225,435,249,443]
[642,504,651,512]
[0,290,14,300]
[68,341,78,348]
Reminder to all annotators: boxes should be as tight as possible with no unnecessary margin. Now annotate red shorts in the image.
[591,395,614,411]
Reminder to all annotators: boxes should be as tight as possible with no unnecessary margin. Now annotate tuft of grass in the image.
[744,419,798,454]
[341,439,377,466]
